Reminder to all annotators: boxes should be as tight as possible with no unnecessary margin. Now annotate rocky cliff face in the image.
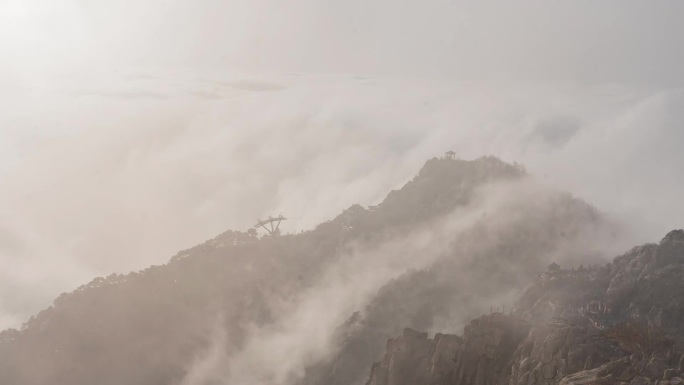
[363,230,684,385]
[365,314,529,385]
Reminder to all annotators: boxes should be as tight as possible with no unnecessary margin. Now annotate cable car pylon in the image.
[254,215,287,236]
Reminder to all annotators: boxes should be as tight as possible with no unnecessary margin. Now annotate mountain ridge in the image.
[0,156,623,385]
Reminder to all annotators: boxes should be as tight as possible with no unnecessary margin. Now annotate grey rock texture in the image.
[365,328,462,385]
[363,230,684,385]
[366,314,529,385]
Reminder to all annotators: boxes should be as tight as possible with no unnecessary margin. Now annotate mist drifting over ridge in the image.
[0,156,629,385]
[2,1,684,384]
[2,71,684,330]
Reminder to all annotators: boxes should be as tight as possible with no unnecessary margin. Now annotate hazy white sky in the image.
[1,0,683,329]
[2,1,684,83]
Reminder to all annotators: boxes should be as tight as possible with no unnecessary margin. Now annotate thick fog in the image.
[1,0,683,339]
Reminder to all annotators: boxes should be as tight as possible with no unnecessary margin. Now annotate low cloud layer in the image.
[1,1,684,333]
[1,70,683,330]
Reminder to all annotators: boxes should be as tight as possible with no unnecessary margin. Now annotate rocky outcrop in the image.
[556,352,684,385]
[365,328,462,385]
[508,230,684,385]
[508,321,622,385]
[364,230,684,385]
[651,230,684,269]
[366,314,529,385]
[366,317,684,385]
[556,367,603,385]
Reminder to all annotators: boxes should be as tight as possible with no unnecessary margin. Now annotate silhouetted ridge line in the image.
[0,156,613,385]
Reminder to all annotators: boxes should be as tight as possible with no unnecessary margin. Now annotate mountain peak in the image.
[654,229,684,268]
[661,229,684,245]
[415,155,526,182]
[0,155,616,385]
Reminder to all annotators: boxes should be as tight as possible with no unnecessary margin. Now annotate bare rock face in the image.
[366,314,529,385]
[664,368,679,380]
[429,333,463,382]
[451,313,530,385]
[366,328,461,385]
[508,322,622,385]
[556,367,604,385]
[628,376,651,385]
[653,230,684,269]
[363,230,684,385]
[365,318,684,385]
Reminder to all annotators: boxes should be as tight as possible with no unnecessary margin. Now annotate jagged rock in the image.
[365,230,684,385]
[508,321,623,385]
[653,230,684,269]
[665,369,678,380]
[428,333,462,382]
[629,376,651,385]
[646,357,670,379]
[365,328,445,385]
[452,313,531,385]
[599,357,632,380]
[557,367,603,385]
[366,314,530,385]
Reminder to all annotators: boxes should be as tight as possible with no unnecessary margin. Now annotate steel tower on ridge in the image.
[254,215,287,236]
